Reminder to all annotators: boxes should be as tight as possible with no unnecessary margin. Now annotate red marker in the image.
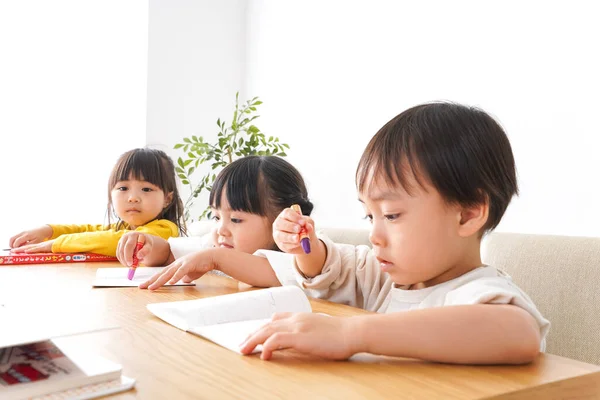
[127,237,145,280]
[291,204,311,254]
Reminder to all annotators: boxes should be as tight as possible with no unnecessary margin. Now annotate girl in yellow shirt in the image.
[8,148,186,256]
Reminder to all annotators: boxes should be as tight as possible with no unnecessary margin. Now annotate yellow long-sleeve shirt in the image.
[49,219,178,256]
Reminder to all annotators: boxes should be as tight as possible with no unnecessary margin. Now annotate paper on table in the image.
[147,286,312,353]
[189,319,268,354]
[92,267,196,287]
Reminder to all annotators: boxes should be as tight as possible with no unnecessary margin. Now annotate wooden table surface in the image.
[1,262,599,400]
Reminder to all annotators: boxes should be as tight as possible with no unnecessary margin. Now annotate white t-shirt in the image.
[256,234,550,351]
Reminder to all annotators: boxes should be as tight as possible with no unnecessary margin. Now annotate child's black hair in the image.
[209,156,313,219]
[356,102,518,231]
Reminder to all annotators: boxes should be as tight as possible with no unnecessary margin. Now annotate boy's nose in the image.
[128,194,140,203]
[369,224,386,247]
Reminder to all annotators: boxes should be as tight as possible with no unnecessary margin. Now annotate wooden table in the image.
[1,263,599,399]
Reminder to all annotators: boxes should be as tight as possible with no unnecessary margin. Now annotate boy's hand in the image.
[239,313,360,360]
[9,225,53,249]
[10,240,54,254]
[117,232,154,267]
[273,208,317,255]
[139,249,216,290]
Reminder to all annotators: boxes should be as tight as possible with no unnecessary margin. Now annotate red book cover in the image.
[0,252,117,265]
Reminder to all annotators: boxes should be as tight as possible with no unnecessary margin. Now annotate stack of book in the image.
[0,252,117,266]
[0,306,134,400]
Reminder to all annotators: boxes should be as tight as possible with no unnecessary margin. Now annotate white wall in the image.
[0,1,147,245]
[243,0,600,236]
[147,0,599,237]
[146,0,248,221]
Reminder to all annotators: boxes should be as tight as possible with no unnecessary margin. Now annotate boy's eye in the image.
[116,186,128,191]
[231,218,242,224]
[385,214,400,221]
[363,215,373,223]
[212,215,220,222]
[142,187,153,192]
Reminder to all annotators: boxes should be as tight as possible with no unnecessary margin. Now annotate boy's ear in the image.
[457,199,489,237]
[164,191,174,208]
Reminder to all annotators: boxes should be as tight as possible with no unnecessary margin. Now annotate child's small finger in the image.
[271,312,293,321]
[285,208,306,223]
[136,245,149,261]
[147,268,176,290]
[261,333,296,360]
[11,234,26,249]
[275,231,298,244]
[139,268,163,289]
[168,266,189,285]
[273,219,301,235]
[124,237,138,267]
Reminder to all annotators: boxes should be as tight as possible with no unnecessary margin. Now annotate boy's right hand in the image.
[9,225,53,249]
[272,208,317,255]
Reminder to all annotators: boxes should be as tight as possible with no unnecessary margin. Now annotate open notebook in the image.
[147,286,311,354]
[0,306,134,400]
[92,267,196,287]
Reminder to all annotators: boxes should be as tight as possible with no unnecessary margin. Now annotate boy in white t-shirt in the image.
[241,102,550,365]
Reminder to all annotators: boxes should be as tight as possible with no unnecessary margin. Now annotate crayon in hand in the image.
[127,240,144,280]
[291,204,311,254]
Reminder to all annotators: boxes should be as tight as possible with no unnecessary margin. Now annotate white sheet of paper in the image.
[146,286,310,331]
[189,318,269,354]
[92,267,196,287]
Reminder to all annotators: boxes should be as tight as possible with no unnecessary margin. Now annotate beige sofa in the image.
[190,222,600,365]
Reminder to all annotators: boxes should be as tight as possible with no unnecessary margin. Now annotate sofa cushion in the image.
[483,232,600,365]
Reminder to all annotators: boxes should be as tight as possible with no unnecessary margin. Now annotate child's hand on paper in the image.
[10,239,54,253]
[9,225,53,249]
[139,249,216,290]
[239,312,360,360]
[273,208,317,255]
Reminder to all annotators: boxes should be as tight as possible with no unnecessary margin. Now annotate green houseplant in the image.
[174,93,290,222]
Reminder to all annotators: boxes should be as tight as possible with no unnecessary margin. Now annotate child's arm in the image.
[273,208,327,278]
[117,232,174,267]
[9,225,54,249]
[52,219,178,256]
[140,248,281,290]
[240,304,541,364]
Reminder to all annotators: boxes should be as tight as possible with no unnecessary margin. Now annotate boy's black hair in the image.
[210,156,313,219]
[107,148,186,235]
[356,102,518,232]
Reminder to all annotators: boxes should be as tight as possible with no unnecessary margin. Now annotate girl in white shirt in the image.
[116,155,313,289]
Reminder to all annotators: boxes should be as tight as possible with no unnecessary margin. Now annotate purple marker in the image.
[291,204,311,254]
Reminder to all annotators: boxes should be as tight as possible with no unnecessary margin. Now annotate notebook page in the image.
[189,319,268,354]
[147,286,311,332]
[92,267,195,287]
